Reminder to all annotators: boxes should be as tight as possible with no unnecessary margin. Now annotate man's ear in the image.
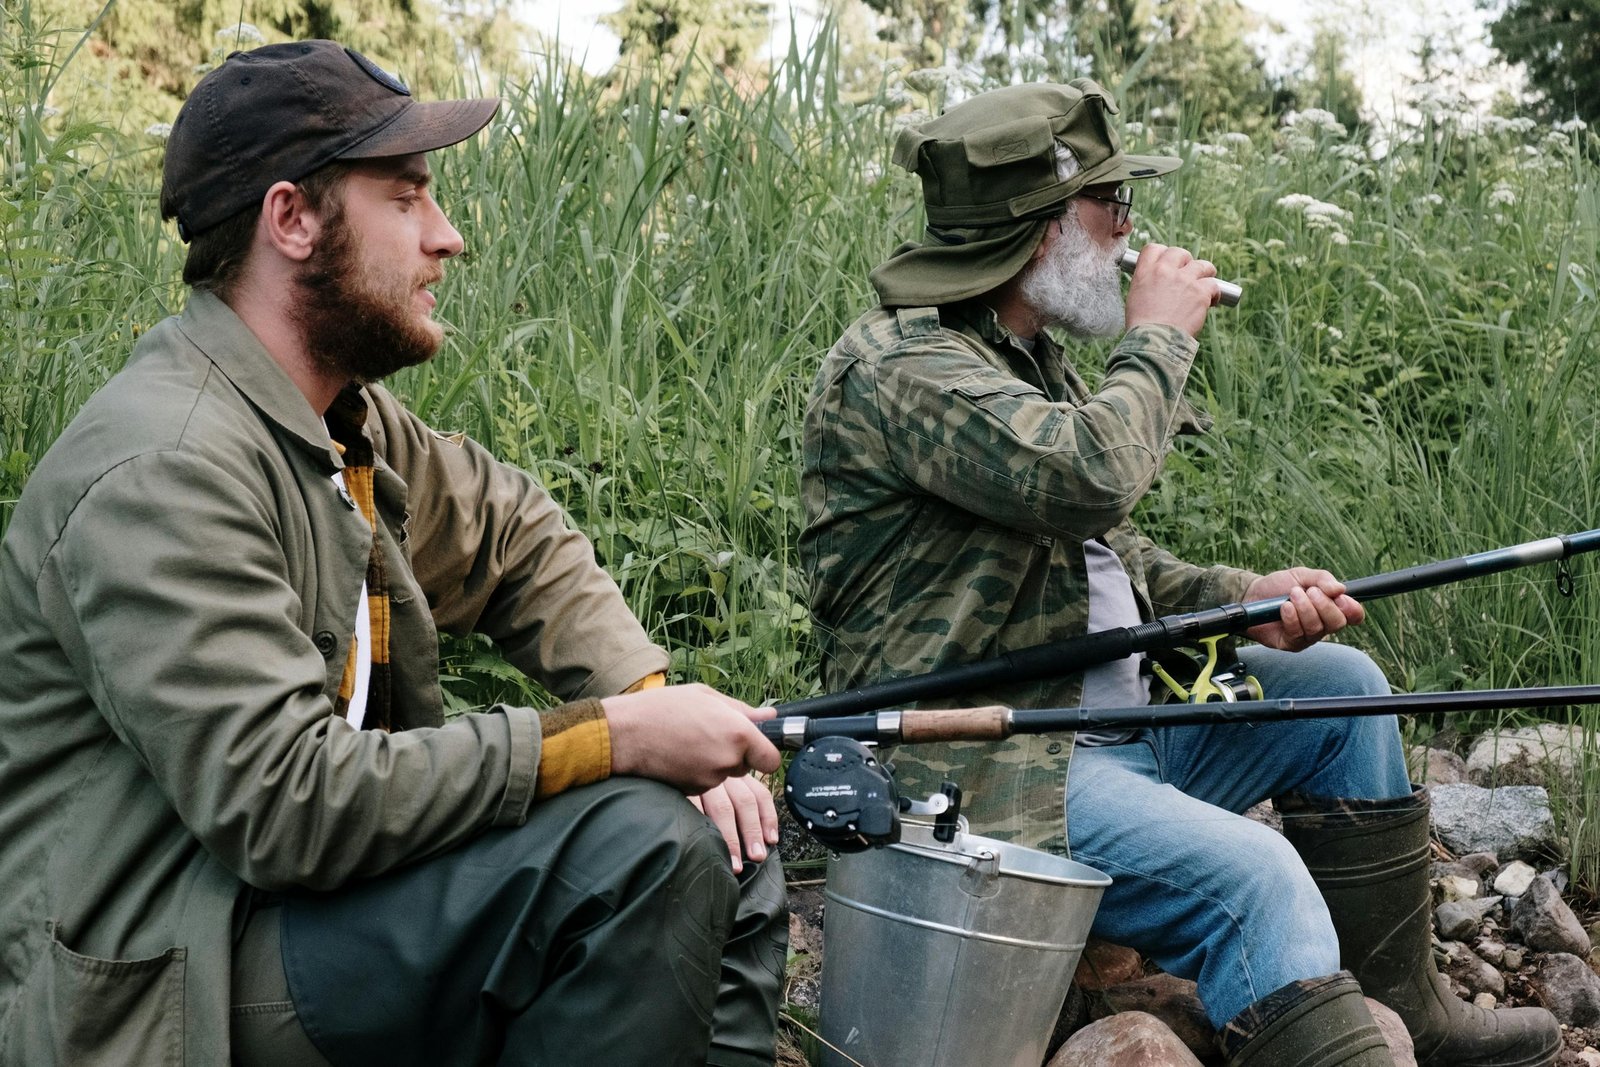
[1026,217,1057,266]
[259,180,321,263]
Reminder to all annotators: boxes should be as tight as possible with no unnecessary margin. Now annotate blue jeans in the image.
[1064,642,1412,1028]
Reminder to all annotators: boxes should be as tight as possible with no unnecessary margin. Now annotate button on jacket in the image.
[799,301,1258,852]
[0,292,667,1065]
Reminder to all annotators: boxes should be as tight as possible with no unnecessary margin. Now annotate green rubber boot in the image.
[1279,787,1561,1067]
[1219,972,1395,1067]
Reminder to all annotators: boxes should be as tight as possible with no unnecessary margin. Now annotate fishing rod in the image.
[770,684,1600,852]
[776,528,1600,719]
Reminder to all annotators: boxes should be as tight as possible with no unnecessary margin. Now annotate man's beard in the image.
[1017,211,1127,339]
[292,211,445,385]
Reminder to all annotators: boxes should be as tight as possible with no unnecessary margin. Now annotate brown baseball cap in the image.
[160,40,500,241]
[871,79,1178,307]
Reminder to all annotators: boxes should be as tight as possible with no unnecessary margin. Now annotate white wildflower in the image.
[859,161,884,183]
[1315,322,1345,340]
[652,231,671,245]
[215,22,265,45]
[1329,231,1350,246]
[1276,193,1353,224]
[659,109,688,126]
[1289,108,1347,137]
[892,109,931,131]
[1222,131,1252,148]
[1263,238,1286,252]
[145,122,173,140]
[903,66,960,95]
[1123,121,1146,137]
[1488,183,1516,208]
[1187,142,1228,158]
[1555,117,1587,134]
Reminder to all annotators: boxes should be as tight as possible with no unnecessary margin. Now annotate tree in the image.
[1487,0,1600,122]
[604,0,775,93]
[968,0,1282,136]
[30,0,526,133]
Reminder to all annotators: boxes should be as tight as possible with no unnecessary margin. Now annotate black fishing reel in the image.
[784,735,966,853]
[784,736,900,853]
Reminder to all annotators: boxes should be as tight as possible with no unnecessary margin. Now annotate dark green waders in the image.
[230,777,787,1067]
[1218,972,1395,1066]
[1280,787,1560,1067]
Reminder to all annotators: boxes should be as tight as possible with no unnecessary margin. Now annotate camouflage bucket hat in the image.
[870,79,1180,307]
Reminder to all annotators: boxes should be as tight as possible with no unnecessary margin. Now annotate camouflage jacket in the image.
[799,301,1257,852]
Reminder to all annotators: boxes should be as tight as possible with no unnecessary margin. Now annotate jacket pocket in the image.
[40,922,186,1067]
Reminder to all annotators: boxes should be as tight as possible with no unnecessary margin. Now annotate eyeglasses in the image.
[1075,187,1133,228]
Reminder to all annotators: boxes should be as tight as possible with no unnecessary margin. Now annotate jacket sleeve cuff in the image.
[1202,565,1261,609]
[532,698,612,800]
[495,705,542,825]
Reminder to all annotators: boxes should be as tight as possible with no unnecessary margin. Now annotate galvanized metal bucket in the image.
[819,819,1110,1067]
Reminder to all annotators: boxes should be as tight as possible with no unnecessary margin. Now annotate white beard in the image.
[1017,213,1127,339]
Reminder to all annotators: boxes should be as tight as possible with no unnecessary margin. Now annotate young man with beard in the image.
[800,81,1559,1066]
[0,41,786,1067]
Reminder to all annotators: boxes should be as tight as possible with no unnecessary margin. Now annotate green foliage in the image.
[1487,0,1600,123]
[605,0,775,92]
[7,8,1600,885]
[27,0,531,134]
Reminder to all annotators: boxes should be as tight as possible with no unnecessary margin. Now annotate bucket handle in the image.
[959,849,1002,898]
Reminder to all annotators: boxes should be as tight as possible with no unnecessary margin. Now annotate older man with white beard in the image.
[799,81,1560,1067]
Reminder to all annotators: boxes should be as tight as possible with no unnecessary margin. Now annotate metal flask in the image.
[1120,247,1243,307]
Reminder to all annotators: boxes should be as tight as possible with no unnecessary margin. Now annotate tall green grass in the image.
[5,17,1600,880]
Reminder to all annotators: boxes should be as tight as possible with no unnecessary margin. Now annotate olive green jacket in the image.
[799,302,1257,852]
[0,292,667,1065]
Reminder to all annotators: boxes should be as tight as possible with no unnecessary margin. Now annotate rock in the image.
[1436,895,1503,941]
[1530,952,1600,1027]
[1472,992,1498,1010]
[785,887,825,1014]
[1045,1011,1203,1067]
[1457,852,1502,877]
[1475,937,1506,966]
[787,887,825,958]
[1579,1049,1600,1067]
[1502,946,1525,970]
[1437,874,1482,902]
[1466,724,1584,787]
[1092,974,1214,1061]
[1494,860,1538,897]
[1074,940,1144,991]
[1443,943,1506,999]
[1244,799,1282,832]
[1409,745,1469,785]
[1428,784,1557,861]
[1367,998,1419,1067]
[1509,874,1592,956]
[1437,902,1484,941]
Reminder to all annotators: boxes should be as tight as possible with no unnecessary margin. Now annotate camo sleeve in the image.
[872,322,1201,541]
[1122,528,1259,616]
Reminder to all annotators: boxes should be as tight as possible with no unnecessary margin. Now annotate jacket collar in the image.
[174,290,348,470]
